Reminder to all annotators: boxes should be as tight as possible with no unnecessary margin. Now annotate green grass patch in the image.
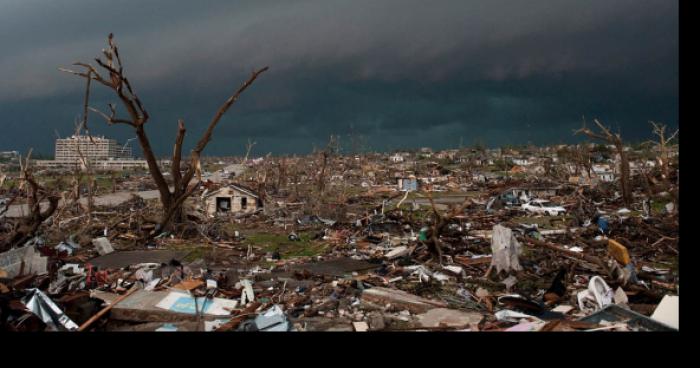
[342,186,367,197]
[246,231,330,259]
[277,241,331,259]
[1,179,18,189]
[182,246,211,262]
[651,201,667,215]
[220,223,242,238]
[247,232,299,247]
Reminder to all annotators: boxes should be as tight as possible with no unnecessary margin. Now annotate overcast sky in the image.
[0,0,678,156]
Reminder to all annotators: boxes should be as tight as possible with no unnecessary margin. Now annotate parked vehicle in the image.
[486,192,520,211]
[521,199,566,216]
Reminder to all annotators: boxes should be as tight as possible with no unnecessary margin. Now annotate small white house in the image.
[204,184,261,217]
[597,172,615,182]
[512,158,531,166]
[592,164,615,182]
[389,154,405,163]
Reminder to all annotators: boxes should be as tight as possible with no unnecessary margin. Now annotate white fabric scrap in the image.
[577,276,614,313]
[240,279,255,305]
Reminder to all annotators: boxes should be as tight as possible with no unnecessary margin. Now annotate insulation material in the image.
[489,224,522,274]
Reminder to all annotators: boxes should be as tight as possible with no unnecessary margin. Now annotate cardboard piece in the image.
[172,279,204,291]
[353,321,369,332]
[650,295,678,330]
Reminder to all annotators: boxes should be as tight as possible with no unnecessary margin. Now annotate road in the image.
[207,164,247,183]
[1,164,248,218]
[391,193,480,204]
[1,189,161,218]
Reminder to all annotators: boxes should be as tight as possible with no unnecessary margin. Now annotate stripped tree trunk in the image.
[61,34,268,234]
[575,119,632,206]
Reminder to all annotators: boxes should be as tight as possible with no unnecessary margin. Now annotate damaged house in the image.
[397,176,418,192]
[505,186,560,202]
[203,184,262,217]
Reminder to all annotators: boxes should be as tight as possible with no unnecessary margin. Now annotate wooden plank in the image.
[362,287,447,314]
[454,255,492,266]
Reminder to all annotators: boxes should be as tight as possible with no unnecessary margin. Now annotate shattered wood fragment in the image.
[362,287,447,314]
[79,285,138,331]
[454,255,492,266]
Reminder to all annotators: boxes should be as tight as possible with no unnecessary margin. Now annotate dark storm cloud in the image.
[0,0,678,156]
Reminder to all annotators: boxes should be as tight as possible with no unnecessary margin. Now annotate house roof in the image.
[205,183,260,199]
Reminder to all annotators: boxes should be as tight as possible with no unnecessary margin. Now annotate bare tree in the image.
[575,118,632,206]
[275,157,287,194]
[648,121,678,183]
[61,34,268,232]
[316,135,339,194]
[557,145,592,178]
[422,191,472,264]
[647,121,679,211]
[2,150,60,248]
[243,138,257,163]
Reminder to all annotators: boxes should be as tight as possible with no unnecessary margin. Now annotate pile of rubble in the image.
[0,141,679,332]
[0,194,678,331]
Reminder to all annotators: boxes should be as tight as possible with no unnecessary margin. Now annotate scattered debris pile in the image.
[0,142,679,332]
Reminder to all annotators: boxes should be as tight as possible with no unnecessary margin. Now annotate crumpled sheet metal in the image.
[495,309,543,323]
[21,288,79,331]
[48,264,86,295]
[254,305,291,331]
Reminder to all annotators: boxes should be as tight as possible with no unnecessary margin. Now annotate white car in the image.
[521,199,566,216]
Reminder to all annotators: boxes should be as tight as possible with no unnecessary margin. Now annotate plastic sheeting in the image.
[577,276,614,313]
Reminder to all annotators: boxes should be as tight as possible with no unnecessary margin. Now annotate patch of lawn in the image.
[183,247,210,262]
[246,231,330,259]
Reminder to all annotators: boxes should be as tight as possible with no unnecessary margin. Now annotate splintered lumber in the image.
[79,285,138,331]
[215,302,262,332]
[522,237,605,266]
[362,287,447,314]
[454,255,492,266]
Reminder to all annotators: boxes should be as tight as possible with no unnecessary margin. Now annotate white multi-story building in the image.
[54,135,131,163]
[35,135,147,170]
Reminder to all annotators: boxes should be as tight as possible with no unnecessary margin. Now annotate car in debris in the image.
[485,192,520,211]
[521,199,566,216]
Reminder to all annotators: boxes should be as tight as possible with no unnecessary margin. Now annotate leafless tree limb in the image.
[62,34,269,232]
